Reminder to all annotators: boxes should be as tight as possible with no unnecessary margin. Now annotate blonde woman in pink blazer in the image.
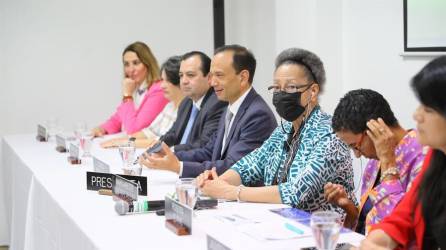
[91,42,168,136]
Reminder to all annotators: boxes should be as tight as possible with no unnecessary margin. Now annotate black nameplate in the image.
[86,172,147,196]
[165,196,193,234]
[93,157,110,173]
[207,235,232,250]
[55,135,67,152]
[36,124,48,142]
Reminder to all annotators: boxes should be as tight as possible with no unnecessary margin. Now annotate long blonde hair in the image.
[122,41,160,88]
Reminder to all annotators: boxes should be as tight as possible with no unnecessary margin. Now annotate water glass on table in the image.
[119,142,141,175]
[310,211,342,250]
[79,134,92,158]
[175,178,198,209]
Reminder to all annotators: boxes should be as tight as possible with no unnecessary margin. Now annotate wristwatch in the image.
[122,95,133,102]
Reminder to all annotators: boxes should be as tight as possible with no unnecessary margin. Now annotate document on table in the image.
[238,220,312,241]
[214,211,312,241]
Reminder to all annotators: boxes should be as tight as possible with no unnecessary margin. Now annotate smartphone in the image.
[133,141,164,165]
[146,141,163,154]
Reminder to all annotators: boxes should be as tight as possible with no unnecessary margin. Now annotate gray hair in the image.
[275,48,326,91]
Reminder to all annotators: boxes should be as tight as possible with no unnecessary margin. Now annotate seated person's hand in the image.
[200,167,234,200]
[357,238,392,250]
[196,169,216,188]
[138,142,180,173]
[366,118,398,170]
[91,127,106,137]
[122,78,137,96]
[100,137,128,148]
[324,182,350,208]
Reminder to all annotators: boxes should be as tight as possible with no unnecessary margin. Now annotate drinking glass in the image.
[79,134,92,157]
[310,211,342,250]
[118,142,137,175]
[175,178,198,209]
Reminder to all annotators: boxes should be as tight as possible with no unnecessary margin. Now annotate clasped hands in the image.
[196,167,237,200]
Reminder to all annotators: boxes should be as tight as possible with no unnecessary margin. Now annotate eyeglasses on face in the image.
[267,83,313,94]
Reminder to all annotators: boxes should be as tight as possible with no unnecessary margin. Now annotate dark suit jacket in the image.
[176,88,278,177]
[160,88,227,152]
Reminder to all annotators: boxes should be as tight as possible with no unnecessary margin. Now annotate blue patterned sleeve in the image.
[231,126,282,186]
[279,133,353,208]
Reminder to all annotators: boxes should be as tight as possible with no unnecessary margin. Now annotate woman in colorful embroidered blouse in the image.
[324,89,425,234]
[91,41,168,136]
[357,56,446,250]
[100,55,184,148]
[196,48,355,213]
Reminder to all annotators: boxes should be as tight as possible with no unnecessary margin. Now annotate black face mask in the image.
[273,91,306,122]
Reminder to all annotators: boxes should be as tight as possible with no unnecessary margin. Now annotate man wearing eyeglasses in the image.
[325,89,425,234]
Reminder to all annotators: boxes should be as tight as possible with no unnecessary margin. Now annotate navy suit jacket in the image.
[176,88,277,177]
[160,88,227,152]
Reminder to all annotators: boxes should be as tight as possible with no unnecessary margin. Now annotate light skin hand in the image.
[91,127,106,137]
[196,169,215,188]
[122,78,137,96]
[354,230,397,250]
[100,137,128,148]
[139,142,180,173]
[200,167,237,200]
[366,118,397,171]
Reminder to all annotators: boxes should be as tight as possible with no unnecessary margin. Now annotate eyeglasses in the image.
[349,133,365,152]
[267,83,313,94]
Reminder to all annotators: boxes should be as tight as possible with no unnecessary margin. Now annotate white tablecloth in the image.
[0,134,364,249]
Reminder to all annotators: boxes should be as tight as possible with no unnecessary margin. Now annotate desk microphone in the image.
[115,200,164,215]
[115,198,218,216]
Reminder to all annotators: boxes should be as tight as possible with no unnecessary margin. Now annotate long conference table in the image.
[0,133,364,250]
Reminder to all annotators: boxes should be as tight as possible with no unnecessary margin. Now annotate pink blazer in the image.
[100,80,168,135]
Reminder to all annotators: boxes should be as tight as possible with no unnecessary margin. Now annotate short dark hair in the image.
[214,44,256,83]
[181,51,211,76]
[160,55,181,86]
[332,89,398,133]
[275,48,326,92]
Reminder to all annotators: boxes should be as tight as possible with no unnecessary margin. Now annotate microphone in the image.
[115,200,164,215]
[114,198,218,215]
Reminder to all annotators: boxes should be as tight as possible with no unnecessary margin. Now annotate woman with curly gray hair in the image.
[196,48,355,213]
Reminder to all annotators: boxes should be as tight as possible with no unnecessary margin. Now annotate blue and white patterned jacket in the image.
[231,106,355,212]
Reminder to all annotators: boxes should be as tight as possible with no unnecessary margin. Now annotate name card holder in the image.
[207,235,232,250]
[165,196,192,236]
[93,157,110,173]
[55,134,67,153]
[112,175,138,203]
[67,143,81,164]
[36,124,48,142]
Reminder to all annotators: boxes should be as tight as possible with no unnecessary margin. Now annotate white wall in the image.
[0,0,214,136]
[342,0,432,128]
[226,0,434,124]
[225,0,277,111]
[225,0,437,199]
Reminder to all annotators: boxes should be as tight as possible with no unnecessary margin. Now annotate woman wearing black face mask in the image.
[196,48,355,214]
